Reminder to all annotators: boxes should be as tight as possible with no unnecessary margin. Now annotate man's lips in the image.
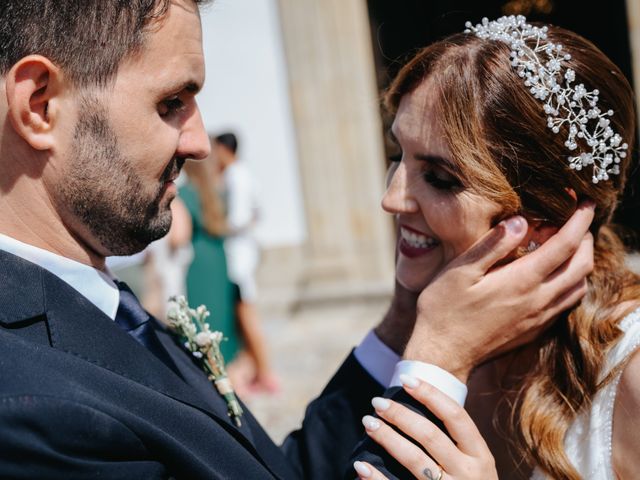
[161,158,185,184]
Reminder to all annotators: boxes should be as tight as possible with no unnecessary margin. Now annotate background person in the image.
[214,132,280,394]
[181,156,241,363]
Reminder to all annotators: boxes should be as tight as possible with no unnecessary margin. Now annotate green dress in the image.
[180,184,240,362]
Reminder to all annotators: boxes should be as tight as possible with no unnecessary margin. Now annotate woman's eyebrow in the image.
[414,153,457,171]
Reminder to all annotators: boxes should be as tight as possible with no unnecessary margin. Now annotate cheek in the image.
[108,101,180,174]
[116,125,178,177]
[422,194,499,259]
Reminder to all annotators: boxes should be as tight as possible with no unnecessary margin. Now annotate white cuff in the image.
[390,360,467,406]
[353,330,401,387]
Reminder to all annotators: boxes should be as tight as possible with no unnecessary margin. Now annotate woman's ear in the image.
[5,55,62,151]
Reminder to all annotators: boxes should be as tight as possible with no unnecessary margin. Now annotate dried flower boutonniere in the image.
[167,296,243,427]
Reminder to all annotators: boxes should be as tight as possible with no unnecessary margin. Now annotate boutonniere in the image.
[167,296,244,427]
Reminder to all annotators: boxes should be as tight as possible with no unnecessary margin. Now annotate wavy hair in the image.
[385,26,640,479]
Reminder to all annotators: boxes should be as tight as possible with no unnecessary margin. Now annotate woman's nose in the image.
[381,162,419,214]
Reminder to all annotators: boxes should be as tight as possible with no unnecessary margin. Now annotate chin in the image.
[396,272,431,293]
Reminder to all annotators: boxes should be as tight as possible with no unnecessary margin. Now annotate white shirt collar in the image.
[0,233,120,320]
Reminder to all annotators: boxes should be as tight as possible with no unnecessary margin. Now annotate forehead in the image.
[391,79,448,156]
[114,0,205,95]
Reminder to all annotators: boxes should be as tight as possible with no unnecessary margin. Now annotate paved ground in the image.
[241,299,389,444]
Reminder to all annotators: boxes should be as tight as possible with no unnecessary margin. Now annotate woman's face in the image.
[383,79,503,292]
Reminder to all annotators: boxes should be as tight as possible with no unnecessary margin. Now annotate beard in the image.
[58,97,181,256]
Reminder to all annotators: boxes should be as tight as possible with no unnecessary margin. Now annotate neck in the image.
[0,183,106,271]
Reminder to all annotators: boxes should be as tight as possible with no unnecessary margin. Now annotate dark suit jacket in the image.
[0,250,383,479]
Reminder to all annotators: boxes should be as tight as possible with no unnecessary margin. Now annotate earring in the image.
[525,240,541,253]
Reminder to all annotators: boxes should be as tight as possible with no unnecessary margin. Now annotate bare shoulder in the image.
[612,345,640,479]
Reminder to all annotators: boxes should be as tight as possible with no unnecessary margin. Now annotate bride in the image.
[353,16,640,480]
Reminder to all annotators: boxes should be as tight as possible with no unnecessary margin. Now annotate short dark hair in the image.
[214,132,238,154]
[0,0,209,87]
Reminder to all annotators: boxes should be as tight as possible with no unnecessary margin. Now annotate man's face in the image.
[53,0,209,256]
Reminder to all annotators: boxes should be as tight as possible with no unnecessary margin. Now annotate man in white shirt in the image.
[0,0,594,478]
[214,132,280,394]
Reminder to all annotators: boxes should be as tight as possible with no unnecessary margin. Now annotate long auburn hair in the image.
[385,26,640,479]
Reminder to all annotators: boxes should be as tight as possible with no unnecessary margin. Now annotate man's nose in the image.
[178,101,211,161]
[381,162,419,214]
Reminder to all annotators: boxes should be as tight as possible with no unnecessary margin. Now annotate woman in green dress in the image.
[180,160,240,362]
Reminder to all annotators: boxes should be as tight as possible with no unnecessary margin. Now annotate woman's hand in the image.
[353,376,497,480]
[405,201,595,381]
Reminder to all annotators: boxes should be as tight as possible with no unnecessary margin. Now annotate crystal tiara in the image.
[464,15,628,184]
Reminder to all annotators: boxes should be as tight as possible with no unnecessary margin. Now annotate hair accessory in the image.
[464,15,628,184]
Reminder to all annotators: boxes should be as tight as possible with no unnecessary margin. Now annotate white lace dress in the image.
[531,306,640,479]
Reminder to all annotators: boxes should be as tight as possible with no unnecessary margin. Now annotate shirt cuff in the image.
[390,360,468,406]
[353,330,401,387]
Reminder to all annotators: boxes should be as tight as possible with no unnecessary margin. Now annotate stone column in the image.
[275,0,394,303]
[628,0,640,129]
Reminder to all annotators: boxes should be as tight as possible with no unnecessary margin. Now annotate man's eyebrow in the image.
[163,79,202,96]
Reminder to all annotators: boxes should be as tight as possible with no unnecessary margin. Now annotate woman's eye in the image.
[423,167,461,190]
[159,96,186,117]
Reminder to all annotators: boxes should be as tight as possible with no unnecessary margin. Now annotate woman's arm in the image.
[612,346,640,479]
[167,197,192,250]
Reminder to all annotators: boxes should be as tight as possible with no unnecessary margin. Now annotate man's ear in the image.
[5,55,63,151]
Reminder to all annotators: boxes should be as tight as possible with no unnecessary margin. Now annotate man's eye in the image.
[159,96,186,117]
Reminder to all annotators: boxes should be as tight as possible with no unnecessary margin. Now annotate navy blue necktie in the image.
[114,281,179,375]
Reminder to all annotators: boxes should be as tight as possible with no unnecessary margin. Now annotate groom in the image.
[0,1,595,478]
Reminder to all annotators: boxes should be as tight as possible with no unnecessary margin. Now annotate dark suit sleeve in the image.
[280,351,385,480]
[0,395,168,480]
[345,387,450,479]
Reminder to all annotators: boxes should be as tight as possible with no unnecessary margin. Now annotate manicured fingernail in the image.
[399,373,420,389]
[371,397,391,411]
[504,216,525,235]
[354,461,372,477]
[362,415,381,431]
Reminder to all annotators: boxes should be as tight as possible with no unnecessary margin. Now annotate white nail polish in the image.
[371,397,390,411]
[353,461,372,478]
[399,373,420,389]
[362,415,381,431]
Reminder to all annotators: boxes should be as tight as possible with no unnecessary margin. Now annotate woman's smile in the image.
[398,225,440,258]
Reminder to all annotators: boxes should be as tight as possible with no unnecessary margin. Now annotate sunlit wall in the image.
[198,0,306,248]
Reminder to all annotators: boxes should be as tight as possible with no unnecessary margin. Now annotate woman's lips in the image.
[398,226,440,258]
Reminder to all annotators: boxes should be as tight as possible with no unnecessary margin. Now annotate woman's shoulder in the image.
[608,303,640,365]
[558,304,640,478]
[612,340,640,478]
[611,304,640,479]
